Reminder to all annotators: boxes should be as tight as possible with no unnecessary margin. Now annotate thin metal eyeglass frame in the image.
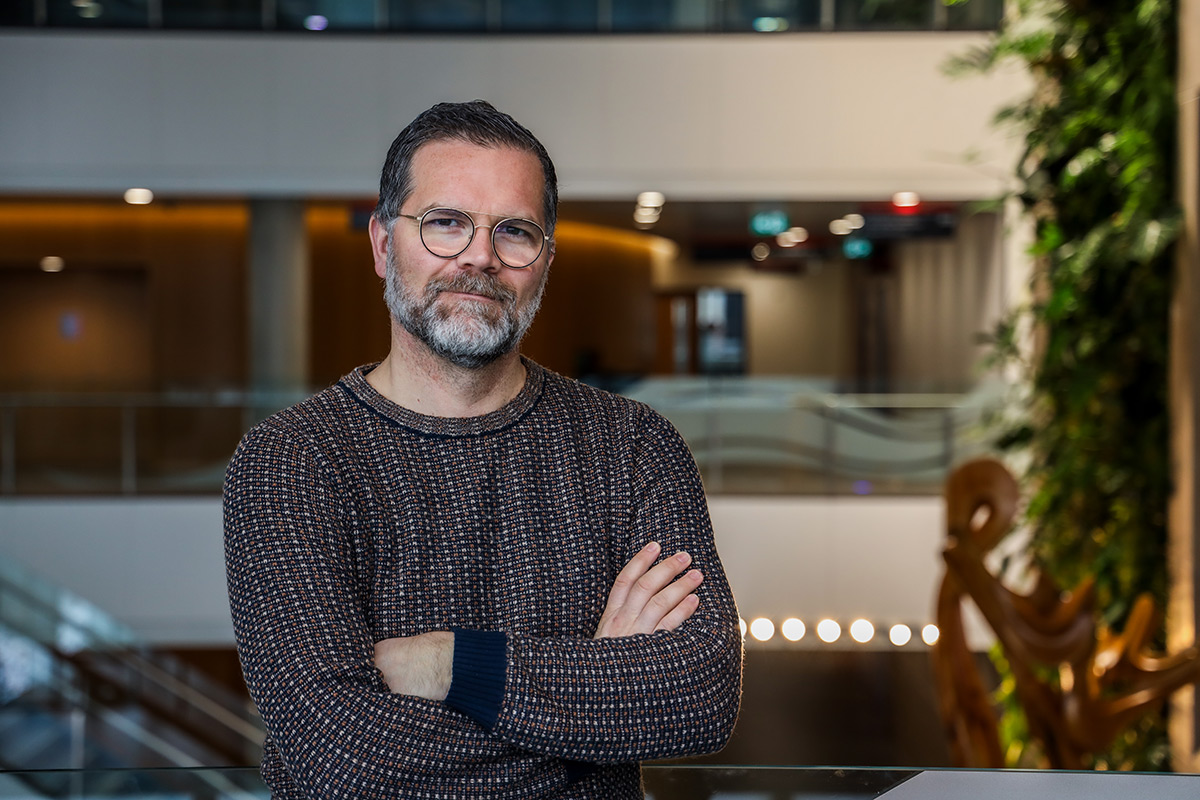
[396,207,550,269]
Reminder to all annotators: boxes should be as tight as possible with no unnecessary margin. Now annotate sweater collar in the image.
[339,357,545,437]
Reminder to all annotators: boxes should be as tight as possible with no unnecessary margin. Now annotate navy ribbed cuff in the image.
[563,760,599,784]
[445,628,507,730]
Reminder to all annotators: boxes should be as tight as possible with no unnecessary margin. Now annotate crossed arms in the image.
[374,541,706,700]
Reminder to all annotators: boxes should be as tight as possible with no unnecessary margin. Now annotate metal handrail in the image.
[0,382,1002,496]
[0,562,264,759]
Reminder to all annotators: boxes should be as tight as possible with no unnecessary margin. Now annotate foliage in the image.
[957,0,1180,770]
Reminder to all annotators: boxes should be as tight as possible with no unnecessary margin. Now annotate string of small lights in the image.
[738,617,940,648]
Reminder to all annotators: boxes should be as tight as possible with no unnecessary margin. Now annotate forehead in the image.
[407,139,545,219]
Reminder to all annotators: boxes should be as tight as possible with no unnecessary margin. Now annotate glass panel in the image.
[622,377,998,495]
[162,0,262,29]
[388,0,488,31]
[0,1,37,25]
[499,0,597,31]
[277,0,377,30]
[839,0,934,29]
[13,406,125,494]
[134,406,245,494]
[611,0,713,31]
[2,767,1200,797]
[46,0,149,27]
[724,0,821,31]
[945,0,1003,29]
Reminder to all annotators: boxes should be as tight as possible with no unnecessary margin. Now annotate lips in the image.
[428,275,515,305]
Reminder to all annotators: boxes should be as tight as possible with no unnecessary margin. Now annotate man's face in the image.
[371,140,552,369]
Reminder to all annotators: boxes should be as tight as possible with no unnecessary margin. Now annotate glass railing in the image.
[625,377,1001,495]
[1,766,1199,798]
[0,379,1002,497]
[0,558,264,771]
[0,0,1004,33]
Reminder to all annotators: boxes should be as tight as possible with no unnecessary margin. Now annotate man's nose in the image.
[456,226,500,272]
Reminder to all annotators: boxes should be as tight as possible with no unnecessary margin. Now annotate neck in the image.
[366,325,527,418]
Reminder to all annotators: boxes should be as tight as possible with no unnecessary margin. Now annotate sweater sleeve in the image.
[223,421,569,800]
[446,406,744,763]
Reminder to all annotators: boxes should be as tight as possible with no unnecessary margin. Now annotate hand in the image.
[373,631,454,701]
[593,541,703,639]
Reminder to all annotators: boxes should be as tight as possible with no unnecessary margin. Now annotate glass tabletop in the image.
[1,765,1198,799]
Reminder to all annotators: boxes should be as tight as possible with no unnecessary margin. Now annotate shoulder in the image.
[226,377,366,485]
[526,362,687,455]
[532,362,663,430]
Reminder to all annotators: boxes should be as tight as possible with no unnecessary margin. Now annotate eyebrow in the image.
[418,205,543,224]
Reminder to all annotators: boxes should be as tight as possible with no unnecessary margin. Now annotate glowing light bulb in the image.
[781,618,806,642]
[922,624,940,646]
[849,619,875,644]
[750,617,775,642]
[892,191,921,208]
[889,624,912,646]
[817,619,841,643]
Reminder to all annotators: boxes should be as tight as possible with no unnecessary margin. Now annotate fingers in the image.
[654,590,701,632]
[594,542,705,639]
[605,540,662,612]
[635,567,703,633]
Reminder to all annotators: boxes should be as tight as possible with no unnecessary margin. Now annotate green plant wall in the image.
[952,0,1181,770]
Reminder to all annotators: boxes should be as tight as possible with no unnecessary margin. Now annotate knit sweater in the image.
[223,360,743,799]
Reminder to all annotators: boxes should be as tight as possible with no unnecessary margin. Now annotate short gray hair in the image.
[373,100,558,238]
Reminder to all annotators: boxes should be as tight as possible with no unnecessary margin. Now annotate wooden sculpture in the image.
[932,458,1200,769]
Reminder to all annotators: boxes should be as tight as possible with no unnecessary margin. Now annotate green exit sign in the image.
[749,209,789,236]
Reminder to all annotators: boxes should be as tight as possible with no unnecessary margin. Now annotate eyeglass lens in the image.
[419,208,544,268]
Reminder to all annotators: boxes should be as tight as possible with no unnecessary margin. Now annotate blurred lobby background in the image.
[0,0,1197,782]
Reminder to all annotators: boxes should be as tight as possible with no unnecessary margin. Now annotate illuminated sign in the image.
[749,209,789,237]
[843,238,874,259]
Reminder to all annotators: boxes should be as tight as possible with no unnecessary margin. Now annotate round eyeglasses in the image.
[396,207,550,269]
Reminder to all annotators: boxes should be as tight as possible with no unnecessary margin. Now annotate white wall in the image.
[0,31,1028,201]
[0,498,231,643]
[0,494,971,647]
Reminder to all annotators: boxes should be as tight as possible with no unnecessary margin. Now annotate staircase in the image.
[0,556,264,783]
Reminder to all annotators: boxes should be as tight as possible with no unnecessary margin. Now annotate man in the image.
[224,100,742,799]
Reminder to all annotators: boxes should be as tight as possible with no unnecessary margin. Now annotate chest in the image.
[355,426,626,639]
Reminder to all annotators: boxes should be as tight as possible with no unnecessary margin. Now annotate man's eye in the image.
[497,222,536,242]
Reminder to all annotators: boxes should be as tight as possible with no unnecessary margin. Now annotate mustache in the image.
[426,273,516,304]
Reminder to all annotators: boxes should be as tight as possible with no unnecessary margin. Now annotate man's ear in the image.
[368,215,390,280]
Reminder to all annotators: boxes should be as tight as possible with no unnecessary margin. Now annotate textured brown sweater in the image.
[223,360,742,799]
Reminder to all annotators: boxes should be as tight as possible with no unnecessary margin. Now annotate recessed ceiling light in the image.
[892,191,920,208]
[636,191,665,209]
[633,207,661,225]
[124,188,154,205]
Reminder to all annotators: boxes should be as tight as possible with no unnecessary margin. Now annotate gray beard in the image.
[383,242,545,369]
